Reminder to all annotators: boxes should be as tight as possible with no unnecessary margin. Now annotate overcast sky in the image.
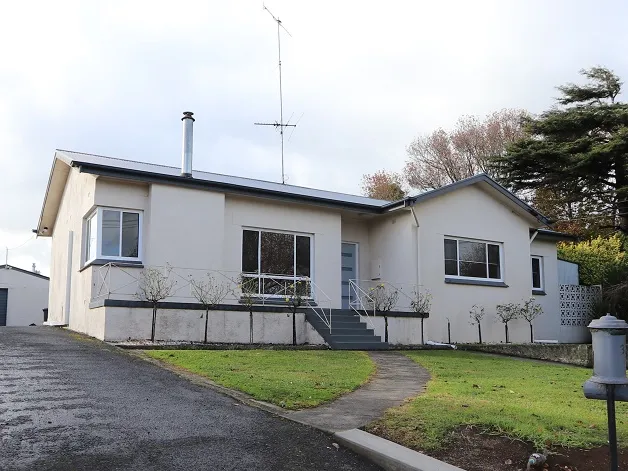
[1,0,627,275]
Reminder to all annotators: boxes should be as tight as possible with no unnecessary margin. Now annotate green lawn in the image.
[146,350,375,409]
[366,351,628,451]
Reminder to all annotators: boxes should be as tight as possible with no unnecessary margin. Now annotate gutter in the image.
[409,204,421,291]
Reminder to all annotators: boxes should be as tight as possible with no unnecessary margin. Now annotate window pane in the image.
[459,241,486,263]
[488,264,501,279]
[444,260,458,276]
[296,236,311,277]
[444,239,457,260]
[261,232,294,276]
[532,257,541,288]
[86,214,97,261]
[460,261,487,278]
[242,230,259,273]
[101,210,121,256]
[487,244,500,264]
[121,212,139,257]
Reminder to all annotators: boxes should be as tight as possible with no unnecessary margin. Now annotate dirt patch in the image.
[429,426,627,471]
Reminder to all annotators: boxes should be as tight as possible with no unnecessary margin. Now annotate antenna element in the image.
[255,4,297,184]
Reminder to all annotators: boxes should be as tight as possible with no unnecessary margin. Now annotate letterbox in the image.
[583,314,628,401]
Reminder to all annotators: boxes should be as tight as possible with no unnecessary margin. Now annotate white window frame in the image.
[241,228,314,298]
[84,207,143,264]
[444,236,504,282]
[531,255,544,291]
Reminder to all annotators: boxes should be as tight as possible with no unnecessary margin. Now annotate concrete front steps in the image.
[305,309,389,350]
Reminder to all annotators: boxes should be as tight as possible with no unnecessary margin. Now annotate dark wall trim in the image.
[445,278,508,288]
[89,298,306,313]
[77,163,384,214]
[532,289,547,296]
[80,259,144,272]
[372,310,429,318]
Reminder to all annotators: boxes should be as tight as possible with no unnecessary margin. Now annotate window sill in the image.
[80,259,144,272]
[445,278,508,288]
[532,289,546,296]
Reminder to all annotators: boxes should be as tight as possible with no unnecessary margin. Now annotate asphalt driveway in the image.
[0,327,381,471]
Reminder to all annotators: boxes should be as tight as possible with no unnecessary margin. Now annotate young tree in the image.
[520,298,543,343]
[136,266,176,342]
[469,304,485,344]
[361,170,407,201]
[367,283,400,342]
[497,67,628,234]
[285,281,308,346]
[409,288,432,344]
[190,273,231,344]
[237,274,258,343]
[404,109,527,191]
[496,303,519,343]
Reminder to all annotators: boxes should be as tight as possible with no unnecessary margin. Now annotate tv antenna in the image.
[254,4,301,184]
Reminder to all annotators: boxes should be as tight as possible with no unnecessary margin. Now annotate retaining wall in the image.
[458,343,593,367]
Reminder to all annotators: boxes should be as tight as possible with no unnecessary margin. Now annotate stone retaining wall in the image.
[458,343,593,367]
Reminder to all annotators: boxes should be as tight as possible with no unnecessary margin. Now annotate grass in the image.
[366,351,628,451]
[146,350,375,409]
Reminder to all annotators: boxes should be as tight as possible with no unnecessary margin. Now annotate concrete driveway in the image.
[0,327,381,471]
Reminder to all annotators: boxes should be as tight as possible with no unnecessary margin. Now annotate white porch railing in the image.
[348,279,428,315]
[93,263,332,332]
[348,280,376,329]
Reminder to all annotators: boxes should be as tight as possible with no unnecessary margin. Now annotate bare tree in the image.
[469,304,485,344]
[404,109,528,191]
[136,265,176,342]
[361,170,407,201]
[367,283,400,342]
[190,273,232,344]
[285,280,309,346]
[236,274,258,343]
[496,303,520,343]
[409,287,432,344]
[520,298,543,343]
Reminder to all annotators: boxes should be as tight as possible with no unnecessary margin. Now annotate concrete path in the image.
[286,351,430,432]
[0,327,382,471]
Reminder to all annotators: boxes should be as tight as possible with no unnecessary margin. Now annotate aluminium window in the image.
[84,208,142,264]
[531,256,544,290]
[241,229,312,297]
[444,237,502,281]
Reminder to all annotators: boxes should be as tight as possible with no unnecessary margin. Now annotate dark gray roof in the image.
[0,265,50,281]
[54,150,553,225]
[56,150,390,211]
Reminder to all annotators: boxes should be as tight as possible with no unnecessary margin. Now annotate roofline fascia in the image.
[75,162,386,214]
[1,265,50,281]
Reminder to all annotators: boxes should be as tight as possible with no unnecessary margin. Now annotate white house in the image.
[0,265,50,326]
[36,112,582,347]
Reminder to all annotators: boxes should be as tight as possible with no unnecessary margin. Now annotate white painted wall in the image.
[47,166,97,328]
[415,184,541,344]
[341,217,371,284]
[530,239,560,341]
[102,306,325,344]
[371,316,425,345]
[224,196,342,309]
[558,260,579,285]
[0,268,49,326]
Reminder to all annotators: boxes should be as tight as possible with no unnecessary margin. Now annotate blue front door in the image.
[341,243,357,309]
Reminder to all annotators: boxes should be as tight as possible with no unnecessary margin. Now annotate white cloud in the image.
[1,0,628,272]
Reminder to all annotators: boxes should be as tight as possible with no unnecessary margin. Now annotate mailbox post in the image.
[583,314,628,471]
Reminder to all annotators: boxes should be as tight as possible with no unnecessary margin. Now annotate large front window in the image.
[444,237,502,280]
[241,229,312,296]
[84,208,142,264]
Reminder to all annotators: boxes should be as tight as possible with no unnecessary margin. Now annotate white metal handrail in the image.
[348,280,376,329]
[305,279,332,333]
[350,279,425,313]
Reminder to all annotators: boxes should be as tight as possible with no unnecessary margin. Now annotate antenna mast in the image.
[254,4,297,184]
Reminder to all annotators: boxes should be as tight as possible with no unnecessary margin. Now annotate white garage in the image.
[0,265,49,326]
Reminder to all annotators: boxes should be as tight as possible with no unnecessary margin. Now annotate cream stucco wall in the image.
[415,185,540,344]
[530,239,560,341]
[0,268,49,326]
[47,167,97,330]
[224,196,342,309]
